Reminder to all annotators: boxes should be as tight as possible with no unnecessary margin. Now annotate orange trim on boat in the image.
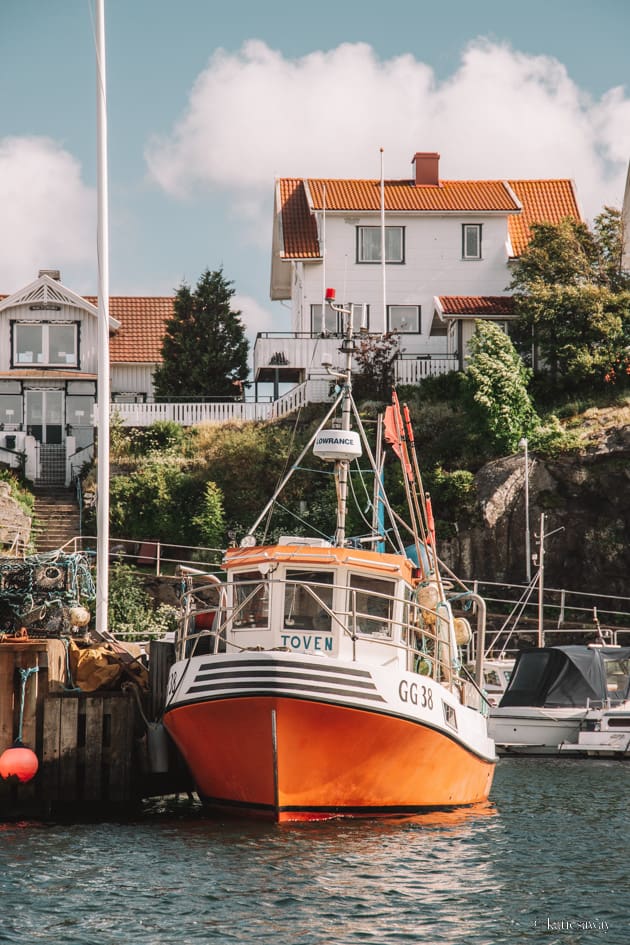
[224,545,414,582]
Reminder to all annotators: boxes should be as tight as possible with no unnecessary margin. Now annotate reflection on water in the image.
[0,760,629,944]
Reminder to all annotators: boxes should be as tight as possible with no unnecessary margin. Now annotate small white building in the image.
[0,270,173,484]
[261,151,581,390]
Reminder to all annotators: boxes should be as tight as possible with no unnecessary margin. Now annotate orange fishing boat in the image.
[163,298,496,821]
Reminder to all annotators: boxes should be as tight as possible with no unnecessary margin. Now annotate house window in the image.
[13,322,78,367]
[357,226,404,264]
[311,303,369,334]
[0,394,23,427]
[388,305,420,333]
[311,303,338,335]
[462,224,482,260]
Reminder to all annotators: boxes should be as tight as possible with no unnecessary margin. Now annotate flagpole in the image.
[380,147,387,333]
[321,184,327,332]
[95,0,110,636]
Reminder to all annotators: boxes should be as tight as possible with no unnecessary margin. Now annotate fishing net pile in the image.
[0,551,95,639]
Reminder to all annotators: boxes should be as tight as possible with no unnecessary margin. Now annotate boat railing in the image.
[176,575,462,690]
[465,579,630,659]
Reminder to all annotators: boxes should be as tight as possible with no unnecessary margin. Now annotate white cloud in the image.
[146,38,629,224]
[0,137,95,292]
[234,293,288,350]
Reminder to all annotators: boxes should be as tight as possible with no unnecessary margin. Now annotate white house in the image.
[0,155,583,484]
[261,151,581,392]
[0,270,173,484]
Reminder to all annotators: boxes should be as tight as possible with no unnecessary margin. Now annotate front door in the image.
[26,389,64,444]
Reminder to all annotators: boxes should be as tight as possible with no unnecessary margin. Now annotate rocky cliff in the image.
[439,406,630,597]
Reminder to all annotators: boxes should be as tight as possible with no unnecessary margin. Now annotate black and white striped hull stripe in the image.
[184,657,385,703]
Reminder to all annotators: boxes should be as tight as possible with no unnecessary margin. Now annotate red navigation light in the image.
[325,287,336,301]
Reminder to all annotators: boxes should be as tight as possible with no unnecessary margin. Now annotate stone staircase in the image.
[31,486,81,552]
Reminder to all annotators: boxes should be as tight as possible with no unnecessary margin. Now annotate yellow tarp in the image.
[68,640,148,692]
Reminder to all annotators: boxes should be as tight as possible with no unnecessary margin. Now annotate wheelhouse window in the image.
[388,305,420,333]
[232,571,270,629]
[311,303,369,334]
[349,574,395,638]
[357,226,404,264]
[13,322,78,367]
[462,224,482,260]
[284,570,334,633]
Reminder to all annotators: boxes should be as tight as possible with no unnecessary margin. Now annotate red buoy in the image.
[0,746,39,783]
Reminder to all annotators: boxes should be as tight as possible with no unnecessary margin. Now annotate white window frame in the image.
[13,322,78,367]
[357,226,404,264]
[387,305,421,334]
[462,224,482,260]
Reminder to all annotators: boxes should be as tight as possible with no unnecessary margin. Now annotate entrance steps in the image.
[31,486,81,553]
[37,444,66,486]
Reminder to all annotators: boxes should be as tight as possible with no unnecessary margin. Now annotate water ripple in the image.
[1,760,629,944]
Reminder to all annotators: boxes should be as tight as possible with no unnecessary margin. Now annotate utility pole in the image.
[519,437,531,584]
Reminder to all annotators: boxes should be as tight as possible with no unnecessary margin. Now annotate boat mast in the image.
[324,289,355,547]
[95,0,111,636]
[537,512,545,647]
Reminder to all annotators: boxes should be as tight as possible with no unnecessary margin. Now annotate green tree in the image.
[465,320,539,454]
[511,213,630,385]
[510,217,599,291]
[192,481,226,548]
[153,268,249,399]
[593,206,630,292]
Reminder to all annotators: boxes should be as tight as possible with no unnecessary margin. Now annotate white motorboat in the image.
[489,644,630,754]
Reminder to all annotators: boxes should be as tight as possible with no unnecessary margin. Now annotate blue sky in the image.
[1,0,628,348]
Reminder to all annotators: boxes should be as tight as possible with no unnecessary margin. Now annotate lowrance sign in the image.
[313,430,362,462]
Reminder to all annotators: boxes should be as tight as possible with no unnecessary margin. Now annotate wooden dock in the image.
[0,638,192,819]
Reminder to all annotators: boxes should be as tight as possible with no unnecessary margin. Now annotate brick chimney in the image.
[412,152,440,186]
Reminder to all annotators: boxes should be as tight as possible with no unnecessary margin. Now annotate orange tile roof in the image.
[307,178,520,213]
[84,295,174,363]
[279,179,321,259]
[507,180,581,257]
[279,176,580,259]
[436,296,514,317]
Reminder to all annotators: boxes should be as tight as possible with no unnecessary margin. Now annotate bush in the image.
[192,481,226,548]
[133,420,188,456]
[108,560,179,641]
[465,321,540,454]
[109,459,205,545]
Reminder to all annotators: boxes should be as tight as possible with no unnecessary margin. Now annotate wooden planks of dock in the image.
[0,638,191,819]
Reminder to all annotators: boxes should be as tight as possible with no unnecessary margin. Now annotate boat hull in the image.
[164,693,495,822]
[488,707,586,754]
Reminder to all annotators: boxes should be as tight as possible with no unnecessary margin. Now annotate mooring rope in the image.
[15,667,39,747]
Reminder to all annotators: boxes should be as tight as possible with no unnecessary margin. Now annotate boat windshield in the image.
[349,574,395,638]
[232,571,270,629]
[603,656,630,702]
[283,570,334,632]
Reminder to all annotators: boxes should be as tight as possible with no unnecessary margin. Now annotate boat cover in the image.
[498,646,630,709]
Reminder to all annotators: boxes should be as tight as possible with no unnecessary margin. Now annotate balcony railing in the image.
[254,332,458,382]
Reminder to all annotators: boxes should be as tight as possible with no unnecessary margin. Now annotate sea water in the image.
[1,758,628,945]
